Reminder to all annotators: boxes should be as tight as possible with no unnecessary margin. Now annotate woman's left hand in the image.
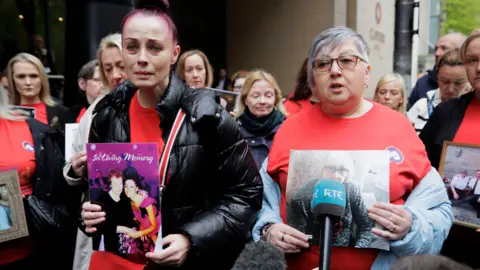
[146,234,190,266]
[368,202,412,241]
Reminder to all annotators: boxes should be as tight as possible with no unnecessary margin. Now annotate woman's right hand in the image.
[81,202,105,233]
[71,152,87,177]
[265,223,310,253]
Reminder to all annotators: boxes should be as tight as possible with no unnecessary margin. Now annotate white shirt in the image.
[407,89,442,135]
[451,174,475,190]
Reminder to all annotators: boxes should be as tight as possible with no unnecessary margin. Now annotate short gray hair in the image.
[307,26,370,88]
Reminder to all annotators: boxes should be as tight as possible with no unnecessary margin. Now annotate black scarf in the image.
[238,107,285,135]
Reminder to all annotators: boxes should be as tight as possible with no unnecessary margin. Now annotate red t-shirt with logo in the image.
[0,119,36,265]
[21,103,48,125]
[453,98,480,144]
[267,102,431,270]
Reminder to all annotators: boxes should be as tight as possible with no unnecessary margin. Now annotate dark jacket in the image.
[25,118,81,269]
[46,103,75,126]
[419,91,475,169]
[89,73,263,269]
[408,68,438,110]
[238,123,282,169]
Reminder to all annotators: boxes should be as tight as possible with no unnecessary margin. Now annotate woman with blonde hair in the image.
[175,49,214,88]
[409,49,470,134]
[235,69,287,167]
[7,52,71,125]
[374,73,407,114]
[63,32,127,270]
[0,82,76,269]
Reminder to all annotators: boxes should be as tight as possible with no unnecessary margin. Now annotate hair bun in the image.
[132,0,169,11]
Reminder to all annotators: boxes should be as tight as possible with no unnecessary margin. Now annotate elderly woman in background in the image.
[257,26,451,269]
[234,69,287,168]
[373,73,407,114]
[420,31,480,269]
[409,49,470,134]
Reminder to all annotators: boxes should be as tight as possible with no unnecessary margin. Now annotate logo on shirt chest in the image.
[385,146,404,164]
[22,141,34,152]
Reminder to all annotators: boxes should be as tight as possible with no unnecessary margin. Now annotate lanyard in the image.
[158,109,186,197]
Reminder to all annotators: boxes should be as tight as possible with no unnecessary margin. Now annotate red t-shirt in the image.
[76,107,88,123]
[129,92,165,155]
[453,98,480,144]
[0,119,36,265]
[283,98,313,115]
[21,103,48,125]
[267,102,431,270]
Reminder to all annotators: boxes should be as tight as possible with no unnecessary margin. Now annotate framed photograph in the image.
[438,141,480,229]
[208,88,240,113]
[0,169,29,243]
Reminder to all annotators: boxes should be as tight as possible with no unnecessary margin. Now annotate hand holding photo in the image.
[286,150,390,250]
[87,143,161,260]
[0,169,29,243]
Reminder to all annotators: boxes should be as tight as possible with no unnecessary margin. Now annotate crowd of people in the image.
[1,0,480,269]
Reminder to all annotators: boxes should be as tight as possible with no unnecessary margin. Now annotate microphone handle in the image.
[319,215,332,270]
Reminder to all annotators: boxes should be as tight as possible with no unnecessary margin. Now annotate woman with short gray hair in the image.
[258,26,452,269]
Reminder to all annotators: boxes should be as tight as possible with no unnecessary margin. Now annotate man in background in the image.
[407,32,467,109]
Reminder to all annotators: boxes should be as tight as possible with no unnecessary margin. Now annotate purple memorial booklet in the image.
[86,143,162,259]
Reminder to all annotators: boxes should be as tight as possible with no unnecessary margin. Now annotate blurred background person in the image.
[228,70,248,113]
[408,33,467,109]
[373,73,407,114]
[409,49,469,134]
[214,68,231,90]
[283,58,318,115]
[234,69,287,168]
[0,71,8,93]
[421,30,480,269]
[74,60,104,123]
[176,49,213,89]
[6,53,71,125]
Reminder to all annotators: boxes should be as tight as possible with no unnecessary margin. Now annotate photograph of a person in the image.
[209,88,240,112]
[0,185,12,230]
[0,169,29,243]
[286,150,390,250]
[87,143,161,259]
[438,141,480,228]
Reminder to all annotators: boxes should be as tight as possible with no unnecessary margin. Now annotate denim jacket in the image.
[253,158,453,269]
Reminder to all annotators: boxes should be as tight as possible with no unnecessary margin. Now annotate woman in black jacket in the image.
[0,85,79,269]
[420,30,480,269]
[80,1,262,269]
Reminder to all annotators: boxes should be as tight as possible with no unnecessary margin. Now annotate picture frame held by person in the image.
[438,141,480,229]
[208,88,240,113]
[0,169,29,243]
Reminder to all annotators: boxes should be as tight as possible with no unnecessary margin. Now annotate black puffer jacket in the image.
[89,73,263,269]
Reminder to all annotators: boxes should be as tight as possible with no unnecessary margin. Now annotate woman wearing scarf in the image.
[234,69,287,168]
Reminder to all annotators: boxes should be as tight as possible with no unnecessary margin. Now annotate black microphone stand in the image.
[319,215,332,270]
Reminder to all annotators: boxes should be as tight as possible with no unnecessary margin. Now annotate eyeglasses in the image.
[323,166,349,177]
[312,55,366,73]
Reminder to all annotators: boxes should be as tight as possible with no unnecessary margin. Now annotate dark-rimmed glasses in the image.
[312,55,366,73]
